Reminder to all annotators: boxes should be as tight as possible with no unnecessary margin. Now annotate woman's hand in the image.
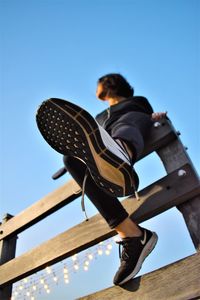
[151,112,167,121]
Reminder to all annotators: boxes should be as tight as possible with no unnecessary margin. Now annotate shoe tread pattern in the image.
[36,98,138,196]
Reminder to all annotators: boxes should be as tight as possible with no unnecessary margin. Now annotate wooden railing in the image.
[0,118,199,300]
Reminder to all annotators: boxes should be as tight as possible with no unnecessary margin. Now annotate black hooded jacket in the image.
[95,96,154,159]
[96,96,153,129]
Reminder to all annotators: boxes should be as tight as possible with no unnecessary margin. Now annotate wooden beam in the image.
[78,252,200,300]
[0,163,199,287]
[0,119,176,241]
[0,179,81,241]
[157,130,200,250]
[129,163,200,223]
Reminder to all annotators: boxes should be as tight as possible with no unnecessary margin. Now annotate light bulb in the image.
[113,236,120,242]
[74,263,79,270]
[98,249,103,255]
[107,244,112,250]
[88,254,93,260]
[46,266,52,274]
[84,260,89,266]
[72,254,77,261]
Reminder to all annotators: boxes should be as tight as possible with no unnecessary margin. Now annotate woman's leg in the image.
[64,156,141,237]
[64,155,157,287]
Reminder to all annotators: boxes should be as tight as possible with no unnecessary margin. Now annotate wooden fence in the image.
[0,118,199,300]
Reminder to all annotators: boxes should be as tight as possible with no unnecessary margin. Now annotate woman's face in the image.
[96,83,107,101]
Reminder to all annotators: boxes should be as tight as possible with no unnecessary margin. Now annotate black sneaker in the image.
[36,98,139,197]
[113,227,158,286]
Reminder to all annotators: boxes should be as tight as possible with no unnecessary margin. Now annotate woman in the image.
[38,73,166,285]
[63,73,166,285]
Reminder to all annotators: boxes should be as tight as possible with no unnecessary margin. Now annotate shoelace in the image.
[81,168,89,221]
[116,240,133,261]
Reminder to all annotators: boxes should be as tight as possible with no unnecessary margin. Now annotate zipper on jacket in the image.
[102,108,110,127]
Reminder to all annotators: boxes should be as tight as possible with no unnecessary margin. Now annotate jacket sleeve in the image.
[138,97,154,114]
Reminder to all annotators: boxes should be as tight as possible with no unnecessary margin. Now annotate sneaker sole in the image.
[36,98,139,197]
[117,232,158,285]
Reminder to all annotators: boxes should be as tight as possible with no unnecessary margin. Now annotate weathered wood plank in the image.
[78,252,200,300]
[0,119,176,241]
[157,131,200,250]
[0,179,81,241]
[0,163,199,287]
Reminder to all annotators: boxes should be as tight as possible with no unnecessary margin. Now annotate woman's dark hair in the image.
[97,73,134,99]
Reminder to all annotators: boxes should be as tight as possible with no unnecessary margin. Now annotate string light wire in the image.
[11,237,117,300]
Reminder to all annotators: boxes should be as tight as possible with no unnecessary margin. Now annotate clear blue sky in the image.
[0,0,199,299]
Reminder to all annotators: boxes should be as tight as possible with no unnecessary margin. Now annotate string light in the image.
[64,278,69,284]
[113,236,120,242]
[105,249,110,255]
[84,260,89,266]
[40,278,45,284]
[64,274,68,280]
[46,266,52,274]
[83,265,89,271]
[71,254,77,261]
[107,244,112,250]
[88,253,93,260]
[74,262,79,270]
[98,248,103,255]
[12,237,115,300]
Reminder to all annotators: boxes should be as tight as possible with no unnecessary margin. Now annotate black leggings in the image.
[64,156,129,229]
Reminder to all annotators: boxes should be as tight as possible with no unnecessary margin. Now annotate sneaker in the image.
[113,227,158,285]
[36,98,139,197]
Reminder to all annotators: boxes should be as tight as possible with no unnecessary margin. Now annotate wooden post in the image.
[0,214,17,300]
[157,128,200,251]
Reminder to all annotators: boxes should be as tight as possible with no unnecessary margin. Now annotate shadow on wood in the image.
[78,252,200,300]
